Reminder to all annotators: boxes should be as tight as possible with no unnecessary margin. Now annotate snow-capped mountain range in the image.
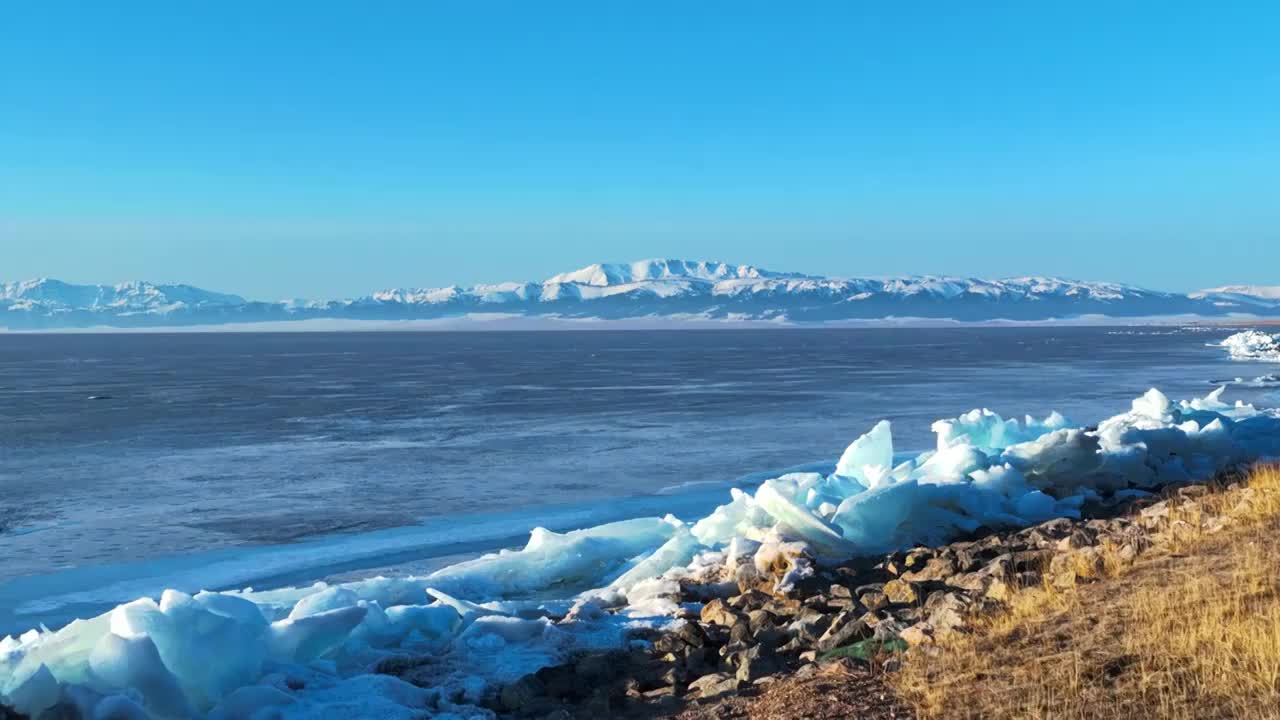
[3,259,1278,329]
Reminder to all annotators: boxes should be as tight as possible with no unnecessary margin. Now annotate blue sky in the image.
[2,1,1277,298]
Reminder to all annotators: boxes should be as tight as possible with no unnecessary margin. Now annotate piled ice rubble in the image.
[3,388,1280,719]
[1220,330,1280,362]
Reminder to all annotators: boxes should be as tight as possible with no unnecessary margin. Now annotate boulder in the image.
[816,610,873,652]
[500,674,547,713]
[678,580,737,603]
[700,598,741,627]
[1008,549,1054,573]
[1048,548,1106,588]
[653,621,709,655]
[781,611,830,652]
[535,663,581,700]
[903,548,936,570]
[573,651,626,685]
[1139,501,1171,528]
[924,593,968,634]
[859,591,889,612]
[1177,484,1211,499]
[1020,517,1076,545]
[580,687,612,717]
[1056,528,1097,551]
[901,556,958,583]
[883,579,919,605]
[984,574,1015,602]
[899,622,934,646]
[687,672,741,699]
[728,590,773,611]
[732,645,783,683]
[747,609,778,633]
[640,688,681,715]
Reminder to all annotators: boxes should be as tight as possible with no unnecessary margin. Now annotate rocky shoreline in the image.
[459,473,1252,719]
[0,473,1257,720]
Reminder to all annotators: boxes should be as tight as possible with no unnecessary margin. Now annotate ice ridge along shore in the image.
[3,387,1280,719]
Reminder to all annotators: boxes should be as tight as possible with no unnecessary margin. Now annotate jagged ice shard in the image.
[3,388,1280,719]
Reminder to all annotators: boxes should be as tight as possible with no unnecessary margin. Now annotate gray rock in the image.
[903,548,936,570]
[854,582,886,595]
[680,580,738,603]
[733,645,782,683]
[883,578,919,605]
[901,556,957,583]
[500,674,546,712]
[654,621,709,654]
[926,605,967,634]
[816,610,872,652]
[728,590,773,611]
[535,663,580,700]
[871,616,906,641]
[573,651,622,685]
[580,687,612,716]
[1008,549,1054,573]
[641,688,681,714]
[794,662,820,680]
[747,609,777,633]
[900,622,934,646]
[688,672,741,699]
[1056,528,1097,551]
[1139,500,1171,527]
[786,610,831,647]
[683,646,717,675]
[700,598,741,627]
[891,606,924,624]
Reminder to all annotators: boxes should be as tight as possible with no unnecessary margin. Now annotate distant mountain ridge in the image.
[3,259,1278,329]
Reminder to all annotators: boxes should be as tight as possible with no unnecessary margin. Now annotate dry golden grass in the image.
[894,465,1280,720]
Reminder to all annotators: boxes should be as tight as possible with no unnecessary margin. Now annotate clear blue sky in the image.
[2,1,1277,299]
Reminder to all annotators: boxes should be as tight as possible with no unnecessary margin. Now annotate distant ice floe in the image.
[1216,375,1280,388]
[4,388,1280,718]
[1220,330,1280,362]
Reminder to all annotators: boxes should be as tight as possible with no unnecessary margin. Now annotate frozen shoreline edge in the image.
[3,379,1280,718]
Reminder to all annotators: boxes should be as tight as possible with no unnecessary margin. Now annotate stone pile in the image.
[455,481,1247,718]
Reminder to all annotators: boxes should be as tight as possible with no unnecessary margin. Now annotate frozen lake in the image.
[1,326,1275,631]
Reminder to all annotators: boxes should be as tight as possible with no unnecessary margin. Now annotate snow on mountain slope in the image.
[1199,285,1280,299]
[1192,286,1280,310]
[2,260,1276,329]
[0,279,245,315]
[543,259,806,287]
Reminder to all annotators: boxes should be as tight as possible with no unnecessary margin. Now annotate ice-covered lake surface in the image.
[6,326,1280,718]
[1,327,1277,634]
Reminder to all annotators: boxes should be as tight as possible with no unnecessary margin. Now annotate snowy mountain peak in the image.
[1,278,84,301]
[0,279,244,312]
[1190,285,1280,310]
[544,259,807,287]
[3,262,1277,329]
[1196,285,1280,300]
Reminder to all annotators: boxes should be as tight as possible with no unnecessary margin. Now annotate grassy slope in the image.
[894,466,1280,719]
